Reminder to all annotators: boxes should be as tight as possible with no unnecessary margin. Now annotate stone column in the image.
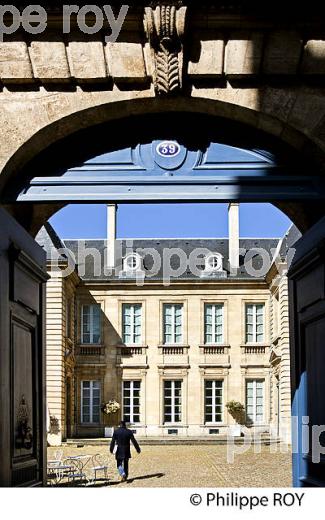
[228,203,240,272]
[107,204,117,270]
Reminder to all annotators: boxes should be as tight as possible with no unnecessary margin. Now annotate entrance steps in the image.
[64,435,281,447]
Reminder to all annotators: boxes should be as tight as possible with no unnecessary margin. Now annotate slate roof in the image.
[61,237,280,282]
[35,222,66,262]
[36,222,305,282]
[279,224,302,259]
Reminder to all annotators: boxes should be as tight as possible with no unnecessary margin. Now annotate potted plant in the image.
[101,399,120,437]
[226,400,245,436]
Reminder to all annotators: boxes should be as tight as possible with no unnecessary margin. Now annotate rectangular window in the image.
[204,380,223,423]
[246,379,264,424]
[123,380,141,424]
[122,304,142,345]
[246,304,264,343]
[81,304,101,344]
[204,304,224,344]
[81,380,100,423]
[163,304,183,344]
[164,380,182,423]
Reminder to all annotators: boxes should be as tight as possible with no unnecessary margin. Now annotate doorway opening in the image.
[1,111,325,487]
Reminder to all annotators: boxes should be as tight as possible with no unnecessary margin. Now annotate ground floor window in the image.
[204,380,223,423]
[81,380,100,423]
[246,379,264,424]
[163,380,182,423]
[123,380,141,423]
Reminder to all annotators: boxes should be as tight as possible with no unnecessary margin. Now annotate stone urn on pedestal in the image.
[101,399,121,438]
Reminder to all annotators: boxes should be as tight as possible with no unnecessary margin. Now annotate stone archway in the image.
[3,101,319,484]
[1,97,325,235]
[1,0,325,487]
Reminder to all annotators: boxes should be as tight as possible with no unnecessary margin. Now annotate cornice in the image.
[2,1,325,92]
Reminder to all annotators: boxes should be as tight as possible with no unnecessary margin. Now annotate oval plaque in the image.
[156,141,181,158]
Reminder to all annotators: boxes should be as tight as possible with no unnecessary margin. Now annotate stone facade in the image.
[36,208,297,445]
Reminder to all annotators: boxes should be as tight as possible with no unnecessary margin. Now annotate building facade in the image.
[37,205,297,445]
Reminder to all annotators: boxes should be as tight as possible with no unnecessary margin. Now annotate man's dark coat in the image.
[110,426,141,460]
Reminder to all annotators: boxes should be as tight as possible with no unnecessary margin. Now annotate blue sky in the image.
[49,203,292,239]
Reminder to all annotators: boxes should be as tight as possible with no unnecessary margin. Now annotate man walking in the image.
[110,420,141,481]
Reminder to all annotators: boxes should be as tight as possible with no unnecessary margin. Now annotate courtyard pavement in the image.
[48,443,292,487]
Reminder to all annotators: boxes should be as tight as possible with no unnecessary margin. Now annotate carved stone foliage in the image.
[144,1,187,95]
[15,395,33,451]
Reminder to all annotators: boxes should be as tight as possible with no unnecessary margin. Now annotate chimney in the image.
[107,204,117,269]
[228,203,240,272]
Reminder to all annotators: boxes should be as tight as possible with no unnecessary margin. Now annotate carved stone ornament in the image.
[15,395,33,450]
[144,1,187,95]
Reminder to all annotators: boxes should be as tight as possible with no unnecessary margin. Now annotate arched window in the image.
[205,253,223,272]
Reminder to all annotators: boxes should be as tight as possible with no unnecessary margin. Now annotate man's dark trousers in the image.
[116,458,129,478]
[110,425,141,479]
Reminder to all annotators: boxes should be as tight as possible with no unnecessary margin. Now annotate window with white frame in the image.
[81,304,101,344]
[163,380,182,423]
[205,253,223,272]
[204,304,224,344]
[124,253,141,272]
[81,380,100,423]
[123,380,141,424]
[163,304,183,344]
[246,379,264,424]
[205,380,223,423]
[122,304,142,345]
[245,303,265,343]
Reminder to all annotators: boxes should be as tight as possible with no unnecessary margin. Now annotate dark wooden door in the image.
[289,216,325,486]
[0,208,48,486]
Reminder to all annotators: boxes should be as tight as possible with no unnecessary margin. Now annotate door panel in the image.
[289,215,325,486]
[0,208,48,487]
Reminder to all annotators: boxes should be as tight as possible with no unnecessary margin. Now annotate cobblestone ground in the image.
[48,444,292,487]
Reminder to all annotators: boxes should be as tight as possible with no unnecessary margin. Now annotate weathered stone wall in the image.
[1,7,325,194]
[268,263,292,444]
[0,4,325,237]
[46,266,79,446]
[46,269,66,446]
[278,273,291,443]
